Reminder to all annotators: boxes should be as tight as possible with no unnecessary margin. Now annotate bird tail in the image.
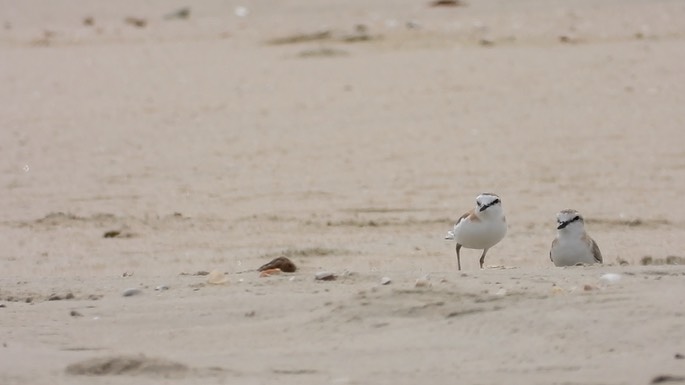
[444,230,454,240]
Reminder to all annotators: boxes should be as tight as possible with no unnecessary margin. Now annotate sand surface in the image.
[1,0,685,384]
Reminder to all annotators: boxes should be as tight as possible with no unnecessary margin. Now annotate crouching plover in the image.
[550,209,602,266]
[445,193,507,270]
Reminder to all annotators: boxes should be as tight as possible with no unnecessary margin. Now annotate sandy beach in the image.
[1,0,685,384]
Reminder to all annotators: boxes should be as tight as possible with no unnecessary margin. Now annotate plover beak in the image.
[557,221,568,230]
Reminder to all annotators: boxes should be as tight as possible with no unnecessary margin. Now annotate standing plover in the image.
[550,209,602,266]
[445,193,507,270]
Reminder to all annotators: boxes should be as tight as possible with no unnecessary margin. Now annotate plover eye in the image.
[477,201,482,207]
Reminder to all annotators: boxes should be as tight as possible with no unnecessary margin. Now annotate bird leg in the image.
[456,244,462,271]
[479,248,489,269]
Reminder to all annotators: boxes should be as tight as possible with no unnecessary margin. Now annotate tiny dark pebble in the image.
[122,288,142,297]
[479,38,495,47]
[103,230,121,238]
[165,7,191,20]
[70,310,83,317]
[675,353,684,359]
[48,294,63,301]
[65,292,75,299]
[124,17,147,28]
[651,375,685,384]
[258,256,297,273]
[0,304,5,308]
[430,0,464,6]
[245,310,256,317]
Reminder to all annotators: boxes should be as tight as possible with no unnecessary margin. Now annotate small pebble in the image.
[551,286,565,295]
[380,277,392,285]
[675,353,684,359]
[315,271,336,281]
[600,273,622,284]
[70,310,83,317]
[155,285,169,291]
[415,278,431,288]
[258,256,296,273]
[124,17,147,28]
[583,284,596,291]
[122,288,142,297]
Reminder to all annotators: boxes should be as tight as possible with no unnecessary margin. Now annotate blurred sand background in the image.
[1,0,685,384]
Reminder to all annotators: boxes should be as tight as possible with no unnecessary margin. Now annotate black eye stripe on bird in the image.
[479,199,500,211]
[557,215,581,229]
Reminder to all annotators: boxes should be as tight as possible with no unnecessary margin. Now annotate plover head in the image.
[475,193,502,214]
[556,209,584,230]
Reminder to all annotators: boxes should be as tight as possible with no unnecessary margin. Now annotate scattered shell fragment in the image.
[415,278,431,288]
[495,288,507,296]
[259,268,282,278]
[234,6,249,18]
[154,285,169,291]
[207,270,228,285]
[600,273,622,284]
[380,277,392,285]
[258,256,297,273]
[315,271,336,281]
[122,288,142,297]
[551,286,565,295]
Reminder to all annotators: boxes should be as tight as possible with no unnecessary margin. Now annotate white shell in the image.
[600,273,621,284]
